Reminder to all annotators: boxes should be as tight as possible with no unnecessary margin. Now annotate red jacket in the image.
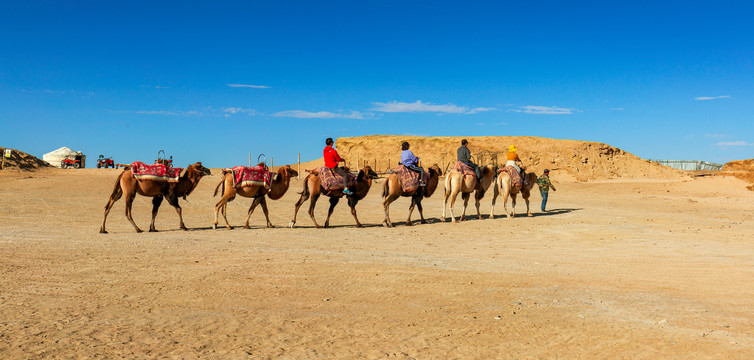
[323,145,343,168]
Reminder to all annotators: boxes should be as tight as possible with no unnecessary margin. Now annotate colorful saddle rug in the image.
[315,166,357,191]
[226,165,271,189]
[131,161,182,182]
[391,165,428,193]
[453,161,476,178]
[501,165,523,189]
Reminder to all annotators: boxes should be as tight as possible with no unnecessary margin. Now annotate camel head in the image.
[428,163,442,177]
[274,165,298,180]
[358,165,378,181]
[190,162,212,177]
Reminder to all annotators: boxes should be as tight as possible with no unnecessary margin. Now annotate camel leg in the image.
[382,193,400,228]
[100,185,123,234]
[324,196,340,228]
[124,191,142,233]
[441,187,450,222]
[460,192,471,222]
[289,191,310,228]
[502,187,512,219]
[166,193,187,230]
[523,191,532,217]
[489,181,499,219]
[406,195,419,226]
[243,197,264,229]
[149,195,163,232]
[511,193,518,218]
[416,197,428,224]
[448,188,462,223]
[260,197,274,228]
[308,193,322,228]
[348,197,363,228]
[474,191,484,220]
[214,191,235,230]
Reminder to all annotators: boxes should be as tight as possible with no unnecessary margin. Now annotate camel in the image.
[100,162,211,233]
[441,164,497,223]
[489,171,538,218]
[212,165,298,229]
[381,164,442,227]
[289,166,378,228]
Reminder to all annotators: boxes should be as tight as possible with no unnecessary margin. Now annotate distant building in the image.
[650,159,722,171]
[43,147,87,168]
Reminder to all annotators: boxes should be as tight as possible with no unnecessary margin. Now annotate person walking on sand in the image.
[324,137,353,195]
[400,141,425,186]
[537,169,556,212]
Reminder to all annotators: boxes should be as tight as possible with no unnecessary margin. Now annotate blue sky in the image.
[1,0,752,167]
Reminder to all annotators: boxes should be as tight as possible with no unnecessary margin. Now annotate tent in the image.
[43,146,86,168]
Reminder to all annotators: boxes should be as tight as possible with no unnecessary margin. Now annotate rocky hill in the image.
[717,159,754,190]
[0,147,52,170]
[325,135,686,181]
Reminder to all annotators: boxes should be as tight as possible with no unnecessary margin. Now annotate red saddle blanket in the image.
[501,165,523,189]
[131,161,182,182]
[315,166,357,191]
[453,161,476,178]
[391,165,428,193]
[226,165,271,189]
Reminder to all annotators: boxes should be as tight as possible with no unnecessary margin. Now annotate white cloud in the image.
[128,110,199,116]
[610,108,625,111]
[273,110,365,119]
[705,134,728,138]
[509,105,577,115]
[718,141,754,147]
[695,95,731,101]
[226,83,270,89]
[468,107,496,114]
[371,100,468,114]
[223,107,257,116]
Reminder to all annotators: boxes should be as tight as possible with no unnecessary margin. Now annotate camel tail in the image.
[381,179,388,198]
[107,171,125,204]
[213,177,224,197]
[299,175,311,197]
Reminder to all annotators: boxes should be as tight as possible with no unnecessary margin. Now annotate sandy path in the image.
[1,168,752,359]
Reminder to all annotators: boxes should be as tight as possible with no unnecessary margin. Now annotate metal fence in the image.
[649,160,723,171]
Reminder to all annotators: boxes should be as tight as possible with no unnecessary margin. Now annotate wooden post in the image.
[357,154,359,170]
[271,157,274,172]
[248,153,251,167]
[297,153,300,180]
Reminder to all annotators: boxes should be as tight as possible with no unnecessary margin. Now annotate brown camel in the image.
[381,164,442,227]
[100,162,211,233]
[212,165,298,229]
[289,166,378,228]
[489,171,538,218]
[441,164,497,223]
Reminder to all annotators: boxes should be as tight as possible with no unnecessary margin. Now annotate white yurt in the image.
[43,147,86,168]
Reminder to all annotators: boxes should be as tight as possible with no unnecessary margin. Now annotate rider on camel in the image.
[457,139,483,182]
[324,138,353,196]
[400,141,425,186]
[506,144,527,183]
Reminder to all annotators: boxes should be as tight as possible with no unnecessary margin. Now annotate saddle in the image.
[313,166,357,191]
[501,165,524,189]
[131,161,182,182]
[225,164,271,189]
[390,165,428,193]
[453,161,476,178]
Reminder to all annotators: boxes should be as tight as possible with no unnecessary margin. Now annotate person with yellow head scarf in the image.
[506,144,527,182]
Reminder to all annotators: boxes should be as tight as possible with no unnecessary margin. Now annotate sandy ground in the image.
[1,168,753,359]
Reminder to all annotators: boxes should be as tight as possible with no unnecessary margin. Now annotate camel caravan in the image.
[100,139,544,233]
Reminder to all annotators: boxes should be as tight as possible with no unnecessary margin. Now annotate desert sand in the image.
[1,139,753,359]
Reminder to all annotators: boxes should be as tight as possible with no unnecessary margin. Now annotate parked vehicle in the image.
[61,157,81,169]
[97,155,115,168]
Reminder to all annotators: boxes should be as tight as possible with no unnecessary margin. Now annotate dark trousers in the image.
[331,166,350,189]
[405,164,424,182]
[465,162,482,180]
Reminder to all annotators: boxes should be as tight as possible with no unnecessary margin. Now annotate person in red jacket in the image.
[324,138,353,195]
